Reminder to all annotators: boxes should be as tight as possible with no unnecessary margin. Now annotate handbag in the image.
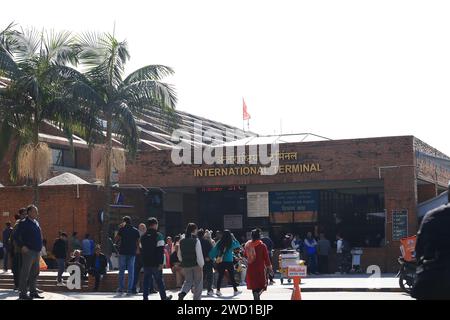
[215,255,224,264]
[39,256,48,271]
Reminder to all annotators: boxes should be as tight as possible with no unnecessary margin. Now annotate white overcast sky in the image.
[2,0,450,154]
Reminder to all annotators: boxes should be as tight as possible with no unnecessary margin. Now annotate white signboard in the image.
[288,265,307,277]
[247,192,269,217]
[224,215,243,230]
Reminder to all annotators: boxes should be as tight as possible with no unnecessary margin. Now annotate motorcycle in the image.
[397,257,416,293]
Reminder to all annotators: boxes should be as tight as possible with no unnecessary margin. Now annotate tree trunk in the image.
[101,112,113,255]
[33,119,39,206]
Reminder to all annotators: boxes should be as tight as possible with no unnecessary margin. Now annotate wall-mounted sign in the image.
[193,163,322,177]
[269,190,319,223]
[200,185,245,192]
[392,209,408,241]
[269,190,318,212]
[224,215,243,230]
[247,192,269,217]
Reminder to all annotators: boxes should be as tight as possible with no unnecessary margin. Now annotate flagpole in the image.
[242,97,245,131]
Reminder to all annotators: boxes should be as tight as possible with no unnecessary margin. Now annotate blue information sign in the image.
[269,190,319,212]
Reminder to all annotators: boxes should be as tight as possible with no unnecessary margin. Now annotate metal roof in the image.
[217,133,331,147]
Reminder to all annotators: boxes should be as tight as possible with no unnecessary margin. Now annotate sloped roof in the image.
[217,133,331,147]
[39,173,90,186]
[417,191,449,218]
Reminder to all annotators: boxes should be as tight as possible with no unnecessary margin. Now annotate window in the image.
[319,188,385,248]
[51,148,75,168]
[52,149,63,166]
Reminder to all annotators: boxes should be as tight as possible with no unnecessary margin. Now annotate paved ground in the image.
[0,274,413,300]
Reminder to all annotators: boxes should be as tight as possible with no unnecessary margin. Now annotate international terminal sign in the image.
[193,152,322,177]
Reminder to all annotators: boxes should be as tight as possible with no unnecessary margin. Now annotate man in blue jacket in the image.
[14,205,43,300]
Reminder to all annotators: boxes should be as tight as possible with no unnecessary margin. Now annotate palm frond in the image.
[44,30,78,65]
[112,101,139,157]
[0,22,18,54]
[123,64,174,85]
[120,79,177,110]
[10,27,41,64]
[0,48,20,79]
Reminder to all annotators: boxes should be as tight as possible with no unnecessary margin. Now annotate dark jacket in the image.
[13,217,42,252]
[199,238,213,261]
[117,224,140,256]
[2,227,12,250]
[140,229,165,268]
[413,203,450,300]
[52,238,68,259]
[91,253,108,274]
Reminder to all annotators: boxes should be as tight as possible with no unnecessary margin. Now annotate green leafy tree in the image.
[0,25,96,204]
[76,32,177,249]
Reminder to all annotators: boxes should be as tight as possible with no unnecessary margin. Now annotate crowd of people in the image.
[3,205,349,300]
[111,216,274,300]
[1,208,277,300]
[282,232,351,274]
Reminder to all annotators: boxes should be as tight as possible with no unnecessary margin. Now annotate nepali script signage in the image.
[193,152,322,177]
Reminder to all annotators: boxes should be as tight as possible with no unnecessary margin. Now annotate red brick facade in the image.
[118,136,450,272]
[2,135,450,272]
[0,185,105,248]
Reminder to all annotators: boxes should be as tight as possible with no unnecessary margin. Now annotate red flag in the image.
[243,98,251,120]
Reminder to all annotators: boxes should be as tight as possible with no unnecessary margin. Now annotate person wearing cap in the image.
[412,181,450,300]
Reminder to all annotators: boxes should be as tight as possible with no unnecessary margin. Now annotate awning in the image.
[417,191,448,218]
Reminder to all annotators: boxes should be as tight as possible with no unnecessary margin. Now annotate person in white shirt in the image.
[336,234,344,274]
[177,223,204,300]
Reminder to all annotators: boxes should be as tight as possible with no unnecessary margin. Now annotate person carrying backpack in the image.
[244,229,272,300]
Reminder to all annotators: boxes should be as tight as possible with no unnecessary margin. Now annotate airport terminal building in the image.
[121,134,450,272]
[1,108,450,272]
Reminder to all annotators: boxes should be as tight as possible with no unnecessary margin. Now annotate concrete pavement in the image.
[0,274,412,300]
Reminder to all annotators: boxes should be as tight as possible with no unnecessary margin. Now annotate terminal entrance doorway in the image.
[198,185,247,240]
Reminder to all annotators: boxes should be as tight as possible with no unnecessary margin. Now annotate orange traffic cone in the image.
[291,276,302,300]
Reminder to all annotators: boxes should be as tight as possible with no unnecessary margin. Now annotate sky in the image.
[2,0,450,154]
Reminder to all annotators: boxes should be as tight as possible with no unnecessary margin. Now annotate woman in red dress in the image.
[244,229,273,300]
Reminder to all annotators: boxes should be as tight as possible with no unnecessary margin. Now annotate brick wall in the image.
[417,184,437,203]
[121,136,416,188]
[0,185,105,250]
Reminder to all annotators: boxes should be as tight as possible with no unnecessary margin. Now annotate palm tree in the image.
[0,26,97,204]
[75,32,177,249]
